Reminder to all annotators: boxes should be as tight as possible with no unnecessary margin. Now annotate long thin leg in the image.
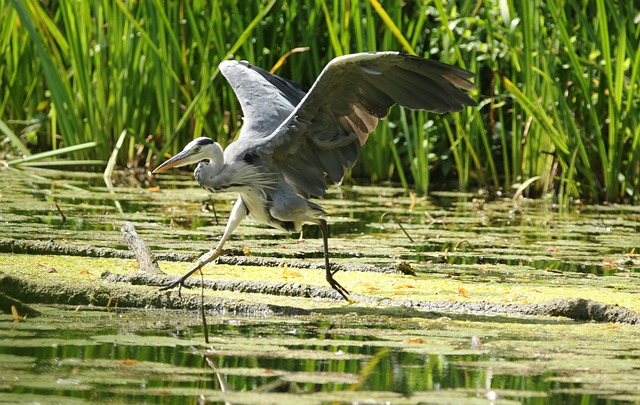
[318,219,349,301]
[160,198,247,293]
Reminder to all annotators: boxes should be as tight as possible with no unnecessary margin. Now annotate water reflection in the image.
[0,315,609,404]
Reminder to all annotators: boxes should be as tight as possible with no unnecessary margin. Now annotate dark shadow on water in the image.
[313,305,578,326]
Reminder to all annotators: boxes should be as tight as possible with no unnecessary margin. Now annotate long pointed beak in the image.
[152,150,190,174]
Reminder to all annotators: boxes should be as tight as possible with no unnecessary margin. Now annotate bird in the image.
[152,51,477,301]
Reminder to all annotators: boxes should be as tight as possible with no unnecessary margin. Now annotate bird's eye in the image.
[193,146,201,152]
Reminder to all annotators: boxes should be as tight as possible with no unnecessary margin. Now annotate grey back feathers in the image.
[220,52,476,198]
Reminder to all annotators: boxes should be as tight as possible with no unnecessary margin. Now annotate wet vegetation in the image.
[3,306,640,404]
[1,168,640,402]
[2,0,640,202]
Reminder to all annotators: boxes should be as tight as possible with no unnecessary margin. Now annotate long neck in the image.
[194,143,224,188]
[208,142,224,174]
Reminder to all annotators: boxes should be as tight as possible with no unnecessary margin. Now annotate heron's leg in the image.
[160,198,247,293]
[318,219,349,301]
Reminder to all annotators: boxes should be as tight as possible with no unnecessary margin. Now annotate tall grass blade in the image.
[501,76,569,155]
[0,118,30,155]
[7,142,97,166]
[369,0,415,54]
[10,0,82,148]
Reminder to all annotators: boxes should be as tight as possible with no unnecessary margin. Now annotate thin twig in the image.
[54,201,66,223]
[208,196,219,226]
[380,212,414,243]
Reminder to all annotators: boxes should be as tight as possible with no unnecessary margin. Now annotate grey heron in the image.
[152,52,476,300]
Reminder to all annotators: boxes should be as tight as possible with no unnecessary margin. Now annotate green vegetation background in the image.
[1,0,639,203]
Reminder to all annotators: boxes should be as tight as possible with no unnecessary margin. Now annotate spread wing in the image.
[219,60,306,139]
[255,52,477,197]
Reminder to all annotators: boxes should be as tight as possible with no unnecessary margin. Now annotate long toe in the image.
[326,273,350,301]
[159,277,187,293]
[158,280,177,291]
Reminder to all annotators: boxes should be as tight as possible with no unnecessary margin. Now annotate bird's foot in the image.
[158,273,195,296]
[158,259,210,296]
[326,272,350,301]
[159,278,184,296]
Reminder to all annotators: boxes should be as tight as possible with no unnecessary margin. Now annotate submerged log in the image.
[1,230,639,324]
[121,221,164,275]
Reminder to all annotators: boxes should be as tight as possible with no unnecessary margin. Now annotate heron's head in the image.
[152,137,220,173]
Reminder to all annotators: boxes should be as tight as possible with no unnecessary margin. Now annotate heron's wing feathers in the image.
[220,60,306,139]
[263,52,477,197]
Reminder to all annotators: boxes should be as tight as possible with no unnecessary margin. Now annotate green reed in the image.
[1,0,639,203]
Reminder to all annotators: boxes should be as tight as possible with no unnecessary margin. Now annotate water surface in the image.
[1,167,639,403]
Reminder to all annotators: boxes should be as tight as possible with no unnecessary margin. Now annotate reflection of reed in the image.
[205,355,233,405]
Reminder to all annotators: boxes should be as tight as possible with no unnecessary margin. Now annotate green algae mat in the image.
[1,167,640,403]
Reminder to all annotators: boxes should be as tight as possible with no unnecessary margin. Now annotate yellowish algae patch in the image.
[2,252,638,313]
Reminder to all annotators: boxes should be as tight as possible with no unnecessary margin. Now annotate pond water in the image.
[2,307,634,405]
[1,167,640,404]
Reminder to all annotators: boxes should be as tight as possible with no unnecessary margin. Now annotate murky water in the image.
[1,167,640,403]
[3,307,636,404]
